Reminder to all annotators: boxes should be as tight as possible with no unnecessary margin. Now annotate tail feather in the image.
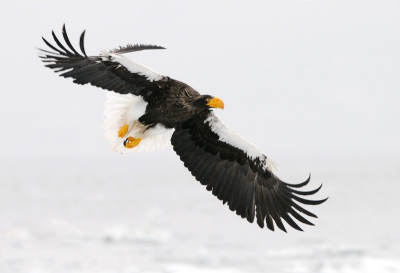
[102,91,173,154]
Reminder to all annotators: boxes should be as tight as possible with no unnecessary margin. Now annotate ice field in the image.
[1,155,399,273]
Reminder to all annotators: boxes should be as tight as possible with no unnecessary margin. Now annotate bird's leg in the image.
[118,124,129,138]
[124,136,142,149]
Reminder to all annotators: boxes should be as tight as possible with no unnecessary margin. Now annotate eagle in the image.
[39,25,327,232]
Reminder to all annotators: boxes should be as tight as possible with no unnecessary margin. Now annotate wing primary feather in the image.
[79,30,88,57]
[170,115,326,232]
[265,210,275,231]
[288,208,315,226]
[278,188,326,206]
[42,37,68,56]
[52,30,74,57]
[62,24,83,57]
[289,194,328,206]
[266,189,286,232]
[290,201,318,218]
[40,25,170,101]
[276,186,320,218]
[283,174,311,188]
[265,196,275,231]
[38,48,63,55]
[290,184,323,196]
[257,176,275,231]
[271,187,304,231]
[281,213,303,231]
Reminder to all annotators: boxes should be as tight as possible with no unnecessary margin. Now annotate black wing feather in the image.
[39,25,169,101]
[62,24,83,57]
[109,43,166,54]
[171,111,327,232]
[79,30,88,57]
[52,30,75,57]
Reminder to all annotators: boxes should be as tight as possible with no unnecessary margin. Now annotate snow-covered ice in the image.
[0,156,399,273]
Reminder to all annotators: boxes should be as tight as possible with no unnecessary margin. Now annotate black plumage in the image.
[39,25,327,232]
[171,112,327,232]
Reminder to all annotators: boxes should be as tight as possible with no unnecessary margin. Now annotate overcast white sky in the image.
[0,0,399,171]
[1,2,400,271]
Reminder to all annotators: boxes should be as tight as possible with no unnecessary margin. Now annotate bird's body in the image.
[140,80,202,128]
[39,25,327,232]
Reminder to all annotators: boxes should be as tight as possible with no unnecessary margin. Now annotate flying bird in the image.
[39,25,327,232]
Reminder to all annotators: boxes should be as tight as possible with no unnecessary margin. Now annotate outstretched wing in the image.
[171,111,327,232]
[39,25,169,101]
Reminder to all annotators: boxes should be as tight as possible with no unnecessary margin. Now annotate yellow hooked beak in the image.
[207,97,225,110]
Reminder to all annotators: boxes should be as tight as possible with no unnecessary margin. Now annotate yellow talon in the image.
[118,124,129,138]
[124,137,142,149]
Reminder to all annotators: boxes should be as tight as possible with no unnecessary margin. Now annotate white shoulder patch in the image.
[102,91,173,154]
[205,112,279,172]
[99,51,163,82]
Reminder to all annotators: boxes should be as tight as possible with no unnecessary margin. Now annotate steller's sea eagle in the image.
[39,25,327,232]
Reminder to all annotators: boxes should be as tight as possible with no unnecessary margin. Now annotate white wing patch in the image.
[99,51,164,82]
[205,112,279,172]
[102,91,173,154]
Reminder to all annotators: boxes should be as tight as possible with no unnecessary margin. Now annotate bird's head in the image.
[193,95,225,110]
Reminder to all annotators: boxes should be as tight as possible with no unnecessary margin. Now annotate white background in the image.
[0,1,399,272]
